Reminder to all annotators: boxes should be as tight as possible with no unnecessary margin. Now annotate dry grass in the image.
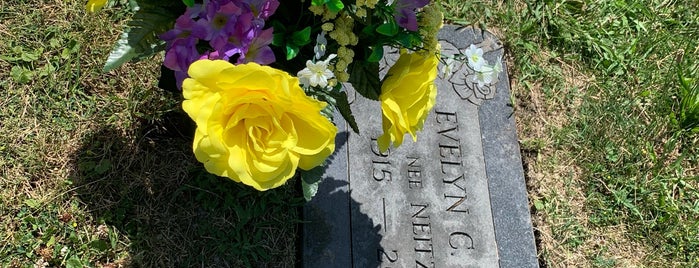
[508,44,662,267]
[1,1,301,266]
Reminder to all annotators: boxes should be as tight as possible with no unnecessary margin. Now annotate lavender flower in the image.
[238,28,275,64]
[161,9,207,88]
[160,0,279,88]
[245,0,280,21]
[201,1,244,52]
[393,0,430,31]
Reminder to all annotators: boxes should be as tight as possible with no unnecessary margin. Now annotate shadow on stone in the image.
[303,130,385,268]
[72,109,303,267]
[303,178,385,268]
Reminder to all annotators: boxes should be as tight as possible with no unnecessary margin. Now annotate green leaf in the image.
[89,240,109,251]
[182,0,194,7]
[109,228,118,249]
[65,257,83,268]
[24,199,40,209]
[46,236,56,248]
[533,200,545,211]
[103,3,180,72]
[321,106,334,121]
[395,32,421,48]
[299,162,330,200]
[10,66,33,84]
[335,91,360,133]
[0,55,20,62]
[348,61,381,100]
[61,40,80,59]
[677,61,699,131]
[367,46,383,63]
[270,20,286,46]
[302,179,320,201]
[376,21,399,36]
[291,26,312,46]
[38,64,56,77]
[301,164,326,185]
[613,190,642,219]
[94,159,112,175]
[361,25,376,37]
[326,0,344,13]
[272,32,285,47]
[317,94,335,120]
[21,48,42,62]
[286,44,300,60]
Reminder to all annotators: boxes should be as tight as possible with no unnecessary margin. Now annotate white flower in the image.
[492,56,503,72]
[60,246,69,256]
[473,65,494,87]
[314,32,327,60]
[298,54,337,88]
[490,57,503,82]
[464,44,486,71]
[441,56,457,77]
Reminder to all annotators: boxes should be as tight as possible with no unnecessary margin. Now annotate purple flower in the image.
[202,1,243,51]
[160,0,279,88]
[219,12,255,54]
[163,38,200,89]
[160,9,207,46]
[393,0,430,31]
[238,27,275,64]
[161,9,208,88]
[163,38,198,72]
[245,0,279,20]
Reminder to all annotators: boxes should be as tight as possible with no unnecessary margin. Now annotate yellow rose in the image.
[377,51,439,152]
[86,0,107,12]
[182,60,337,191]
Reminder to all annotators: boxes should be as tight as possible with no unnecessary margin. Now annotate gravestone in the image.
[303,25,538,268]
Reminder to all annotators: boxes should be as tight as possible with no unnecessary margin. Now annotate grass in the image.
[1,0,301,266]
[1,0,698,267]
[441,0,699,266]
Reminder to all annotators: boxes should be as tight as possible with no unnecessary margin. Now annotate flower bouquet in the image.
[88,0,467,198]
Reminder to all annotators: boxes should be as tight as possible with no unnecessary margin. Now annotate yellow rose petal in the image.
[378,51,439,152]
[186,60,239,90]
[86,0,107,12]
[182,59,337,191]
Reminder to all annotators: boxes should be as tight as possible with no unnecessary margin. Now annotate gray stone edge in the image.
[302,110,352,268]
[477,30,539,268]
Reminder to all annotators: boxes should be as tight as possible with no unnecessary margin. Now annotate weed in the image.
[676,59,699,133]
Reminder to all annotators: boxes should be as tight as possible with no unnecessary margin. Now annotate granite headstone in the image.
[303,25,538,268]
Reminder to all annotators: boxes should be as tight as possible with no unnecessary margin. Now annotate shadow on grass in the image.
[72,109,304,267]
